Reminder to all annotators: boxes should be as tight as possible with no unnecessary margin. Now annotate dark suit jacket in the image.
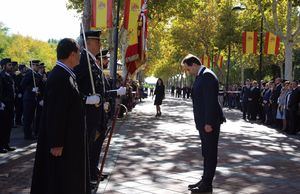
[192,67,225,130]
[288,87,300,112]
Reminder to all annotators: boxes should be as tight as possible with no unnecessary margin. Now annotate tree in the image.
[257,0,300,80]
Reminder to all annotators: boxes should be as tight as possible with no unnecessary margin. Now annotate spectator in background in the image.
[263,82,273,125]
[277,81,290,131]
[270,78,282,127]
[154,78,165,117]
[287,80,300,135]
[241,79,251,120]
[249,81,260,121]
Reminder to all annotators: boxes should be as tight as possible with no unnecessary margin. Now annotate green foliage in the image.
[66,0,300,82]
[0,24,57,70]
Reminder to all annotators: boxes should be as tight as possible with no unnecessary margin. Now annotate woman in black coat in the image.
[154,78,165,117]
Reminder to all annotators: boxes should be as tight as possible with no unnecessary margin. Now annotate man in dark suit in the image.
[287,80,300,134]
[181,54,225,194]
[249,80,260,121]
[241,79,251,120]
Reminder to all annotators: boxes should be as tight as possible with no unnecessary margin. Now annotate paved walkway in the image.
[1,95,300,194]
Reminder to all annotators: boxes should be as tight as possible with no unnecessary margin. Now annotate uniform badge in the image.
[69,76,79,93]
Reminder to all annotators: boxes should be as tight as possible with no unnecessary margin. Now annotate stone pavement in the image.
[1,95,300,194]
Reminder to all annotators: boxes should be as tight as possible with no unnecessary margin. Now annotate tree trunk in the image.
[83,0,91,30]
[284,40,294,80]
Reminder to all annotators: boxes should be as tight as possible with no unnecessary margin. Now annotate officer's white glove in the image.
[86,95,100,105]
[0,102,5,110]
[32,87,39,93]
[18,93,22,98]
[39,100,44,106]
[117,87,126,96]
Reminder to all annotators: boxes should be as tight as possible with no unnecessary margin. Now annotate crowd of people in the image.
[166,77,300,136]
[170,85,192,99]
[0,59,47,153]
[223,78,300,135]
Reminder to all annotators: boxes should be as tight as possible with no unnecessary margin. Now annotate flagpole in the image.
[258,16,263,89]
[112,0,121,89]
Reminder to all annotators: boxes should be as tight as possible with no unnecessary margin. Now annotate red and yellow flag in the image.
[201,55,210,69]
[214,55,223,69]
[91,0,113,29]
[242,32,258,54]
[124,0,144,74]
[264,32,280,55]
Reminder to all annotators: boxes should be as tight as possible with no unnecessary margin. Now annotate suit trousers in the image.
[198,125,220,185]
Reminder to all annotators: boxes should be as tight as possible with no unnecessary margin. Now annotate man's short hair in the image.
[57,38,79,60]
[181,54,202,66]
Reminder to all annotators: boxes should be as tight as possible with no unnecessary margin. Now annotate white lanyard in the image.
[56,61,76,79]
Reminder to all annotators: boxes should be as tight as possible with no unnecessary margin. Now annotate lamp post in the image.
[226,5,246,91]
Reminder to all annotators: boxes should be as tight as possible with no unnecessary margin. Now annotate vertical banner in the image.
[201,55,210,69]
[91,0,113,29]
[214,55,223,69]
[242,31,258,54]
[138,1,148,64]
[124,0,144,74]
[264,32,280,55]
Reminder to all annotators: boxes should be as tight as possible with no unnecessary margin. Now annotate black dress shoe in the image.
[188,180,203,190]
[190,182,212,194]
[5,146,16,151]
[0,148,8,154]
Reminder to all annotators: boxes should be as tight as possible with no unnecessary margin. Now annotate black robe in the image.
[31,65,90,194]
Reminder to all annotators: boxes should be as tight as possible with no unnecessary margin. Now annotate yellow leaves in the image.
[5,35,56,70]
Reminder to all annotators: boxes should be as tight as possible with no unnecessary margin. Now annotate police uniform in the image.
[0,58,16,153]
[34,63,46,135]
[74,30,108,184]
[14,64,26,125]
[21,60,43,140]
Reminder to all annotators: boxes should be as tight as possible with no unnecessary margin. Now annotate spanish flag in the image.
[201,55,210,69]
[214,55,223,69]
[124,0,144,74]
[242,32,258,54]
[91,0,113,29]
[264,32,280,55]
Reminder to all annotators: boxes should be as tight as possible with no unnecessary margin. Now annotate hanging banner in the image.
[91,0,113,29]
[201,55,210,69]
[124,0,144,74]
[242,31,258,54]
[138,1,148,64]
[214,55,223,69]
[264,32,280,55]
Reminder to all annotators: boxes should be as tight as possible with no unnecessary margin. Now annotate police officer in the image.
[74,31,125,188]
[21,60,42,140]
[14,64,27,125]
[0,58,16,153]
[34,62,46,135]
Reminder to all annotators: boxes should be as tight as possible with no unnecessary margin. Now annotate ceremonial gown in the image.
[31,65,90,194]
